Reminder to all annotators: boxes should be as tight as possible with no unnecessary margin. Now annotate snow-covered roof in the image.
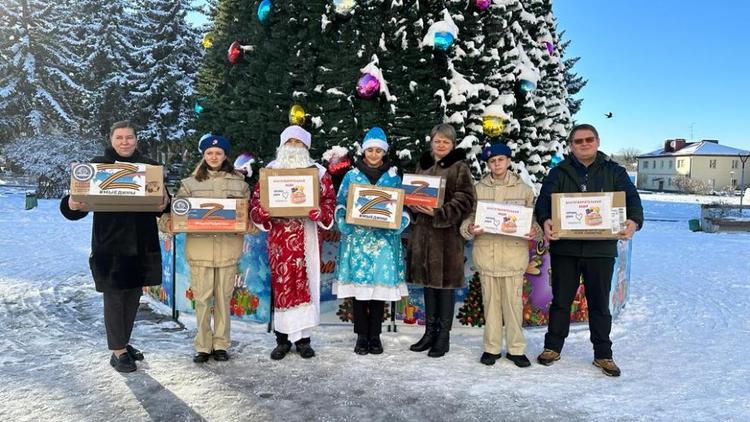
[638,141,749,158]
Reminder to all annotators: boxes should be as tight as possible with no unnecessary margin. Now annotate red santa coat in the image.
[250,164,335,341]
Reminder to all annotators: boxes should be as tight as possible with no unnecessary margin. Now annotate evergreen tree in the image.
[131,0,201,163]
[0,0,88,140]
[74,0,141,139]
[559,33,587,117]
[194,0,580,179]
[457,272,485,327]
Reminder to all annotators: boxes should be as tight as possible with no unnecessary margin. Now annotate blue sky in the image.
[554,0,750,154]
[189,1,750,155]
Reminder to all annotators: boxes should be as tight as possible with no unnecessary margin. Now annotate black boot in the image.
[410,288,438,352]
[270,331,292,361]
[428,289,455,358]
[354,334,369,355]
[368,335,383,354]
[295,338,315,359]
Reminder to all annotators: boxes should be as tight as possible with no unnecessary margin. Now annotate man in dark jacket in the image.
[60,120,169,373]
[534,124,643,377]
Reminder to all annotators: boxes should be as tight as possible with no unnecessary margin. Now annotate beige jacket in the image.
[163,170,251,267]
[460,172,537,277]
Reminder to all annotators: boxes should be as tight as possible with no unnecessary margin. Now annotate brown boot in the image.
[593,358,621,377]
[536,349,561,366]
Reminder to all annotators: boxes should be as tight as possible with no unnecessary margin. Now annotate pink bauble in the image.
[475,0,491,11]
[356,73,380,99]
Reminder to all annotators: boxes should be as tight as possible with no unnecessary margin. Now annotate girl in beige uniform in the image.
[163,134,251,363]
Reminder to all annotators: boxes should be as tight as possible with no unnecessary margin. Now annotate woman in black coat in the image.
[60,120,169,372]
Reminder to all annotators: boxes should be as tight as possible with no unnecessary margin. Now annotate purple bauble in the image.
[356,73,380,99]
[474,0,491,11]
[544,41,554,55]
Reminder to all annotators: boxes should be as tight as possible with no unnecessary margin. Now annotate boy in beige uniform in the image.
[460,143,537,367]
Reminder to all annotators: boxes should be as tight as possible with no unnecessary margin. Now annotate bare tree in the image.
[612,148,641,171]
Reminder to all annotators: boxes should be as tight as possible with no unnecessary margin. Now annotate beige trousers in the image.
[191,265,236,353]
[481,274,526,355]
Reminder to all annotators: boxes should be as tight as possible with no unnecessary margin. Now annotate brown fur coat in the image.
[406,148,476,289]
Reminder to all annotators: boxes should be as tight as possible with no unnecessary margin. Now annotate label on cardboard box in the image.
[259,168,320,217]
[401,173,445,208]
[70,162,164,211]
[171,198,248,233]
[345,184,405,230]
[474,200,534,237]
[552,192,627,239]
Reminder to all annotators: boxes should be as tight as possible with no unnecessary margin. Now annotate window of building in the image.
[643,161,649,169]
[669,161,673,169]
[668,178,672,186]
[660,160,664,168]
[677,159,685,169]
[652,160,656,168]
[732,160,739,169]
[709,159,717,169]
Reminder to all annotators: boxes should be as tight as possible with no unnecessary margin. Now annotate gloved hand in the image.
[254,205,271,223]
[308,208,322,221]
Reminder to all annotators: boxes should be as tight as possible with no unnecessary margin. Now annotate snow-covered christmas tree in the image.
[192,0,581,186]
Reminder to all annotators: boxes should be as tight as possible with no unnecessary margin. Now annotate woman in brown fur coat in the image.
[407,124,476,358]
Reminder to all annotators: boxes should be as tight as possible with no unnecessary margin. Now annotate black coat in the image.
[534,151,644,258]
[60,147,166,292]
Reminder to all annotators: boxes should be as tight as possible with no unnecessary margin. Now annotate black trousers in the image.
[103,288,142,350]
[353,299,384,337]
[544,254,615,359]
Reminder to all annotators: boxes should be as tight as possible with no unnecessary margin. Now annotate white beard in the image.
[275,145,315,169]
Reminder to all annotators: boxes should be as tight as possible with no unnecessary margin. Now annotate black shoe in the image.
[506,353,531,368]
[368,336,383,355]
[270,341,292,360]
[480,352,501,366]
[354,335,369,355]
[295,339,315,359]
[213,350,229,361]
[110,352,136,373]
[193,352,211,363]
[126,345,144,361]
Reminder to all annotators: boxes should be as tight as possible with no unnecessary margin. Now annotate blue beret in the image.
[198,134,231,155]
[482,143,512,161]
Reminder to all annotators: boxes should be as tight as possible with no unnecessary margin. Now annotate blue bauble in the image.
[519,79,537,93]
[194,102,204,115]
[550,155,562,168]
[258,0,272,23]
[434,31,454,51]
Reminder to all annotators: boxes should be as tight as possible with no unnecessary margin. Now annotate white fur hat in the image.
[279,125,312,149]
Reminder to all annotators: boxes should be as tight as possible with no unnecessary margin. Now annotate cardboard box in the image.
[401,173,445,208]
[551,192,627,239]
[171,198,248,233]
[474,200,534,238]
[259,168,320,217]
[345,184,405,230]
[70,162,164,212]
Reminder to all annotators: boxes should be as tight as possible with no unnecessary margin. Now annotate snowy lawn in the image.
[1,188,748,421]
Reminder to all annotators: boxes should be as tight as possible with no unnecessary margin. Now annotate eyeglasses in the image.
[571,136,597,145]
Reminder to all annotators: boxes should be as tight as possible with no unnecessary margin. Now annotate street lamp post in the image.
[739,153,750,214]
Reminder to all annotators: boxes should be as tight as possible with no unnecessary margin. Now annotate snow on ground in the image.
[639,190,749,205]
[1,188,749,421]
